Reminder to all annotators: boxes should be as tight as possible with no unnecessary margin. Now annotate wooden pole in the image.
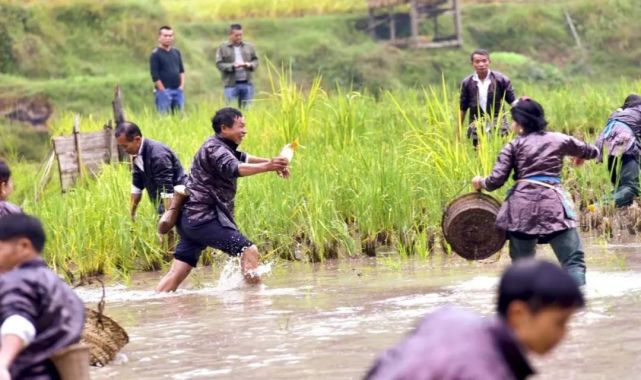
[389,5,396,42]
[564,9,582,50]
[368,7,376,38]
[112,85,126,126]
[72,114,84,181]
[453,0,463,47]
[410,0,419,47]
[111,85,127,161]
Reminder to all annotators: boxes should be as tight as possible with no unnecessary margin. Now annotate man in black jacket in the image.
[115,122,187,221]
[459,49,517,147]
[156,107,289,292]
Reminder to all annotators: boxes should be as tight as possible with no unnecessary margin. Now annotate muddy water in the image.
[77,243,641,380]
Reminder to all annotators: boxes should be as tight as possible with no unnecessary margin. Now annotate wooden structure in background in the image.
[52,87,126,192]
[366,0,462,48]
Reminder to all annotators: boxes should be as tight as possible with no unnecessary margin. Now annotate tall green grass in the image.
[7,73,641,280]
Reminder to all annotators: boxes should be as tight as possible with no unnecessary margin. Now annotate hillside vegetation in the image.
[0,0,639,117]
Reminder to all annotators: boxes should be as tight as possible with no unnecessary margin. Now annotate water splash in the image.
[216,257,273,291]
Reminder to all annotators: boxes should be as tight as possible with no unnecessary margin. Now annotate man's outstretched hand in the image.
[267,157,289,172]
[277,167,291,179]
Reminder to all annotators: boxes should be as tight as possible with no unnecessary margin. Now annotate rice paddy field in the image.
[7,71,640,281]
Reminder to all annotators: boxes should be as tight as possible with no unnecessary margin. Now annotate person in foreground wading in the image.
[156,107,290,292]
[471,97,599,286]
[365,259,585,380]
[0,214,85,380]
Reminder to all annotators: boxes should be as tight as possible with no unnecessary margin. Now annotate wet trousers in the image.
[607,154,640,208]
[508,228,586,286]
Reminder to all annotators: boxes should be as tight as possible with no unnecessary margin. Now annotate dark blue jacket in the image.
[133,138,187,204]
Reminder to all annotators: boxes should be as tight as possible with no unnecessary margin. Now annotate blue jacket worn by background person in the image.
[132,138,187,206]
[182,135,248,228]
[365,307,534,380]
[0,259,84,379]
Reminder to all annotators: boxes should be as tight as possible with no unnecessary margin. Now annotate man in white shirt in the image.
[459,49,517,147]
[115,122,187,222]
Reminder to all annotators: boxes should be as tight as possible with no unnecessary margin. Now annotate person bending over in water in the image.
[156,107,289,292]
[595,94,641,208]
[471,97,598,286]
[366,259,585,380]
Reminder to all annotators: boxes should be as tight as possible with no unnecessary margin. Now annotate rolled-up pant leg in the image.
[549,228,586,286]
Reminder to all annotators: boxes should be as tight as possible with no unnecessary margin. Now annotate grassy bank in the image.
[0,0,640,116]
[5,74,637,280]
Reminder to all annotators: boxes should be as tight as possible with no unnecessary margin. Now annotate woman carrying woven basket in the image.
[471,97,599,286]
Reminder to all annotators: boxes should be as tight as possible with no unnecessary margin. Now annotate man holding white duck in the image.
[156,107,295,291]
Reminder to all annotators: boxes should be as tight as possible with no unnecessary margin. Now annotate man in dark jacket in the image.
[0,214,85,380]
[115,122,187,220]
[365,259,585,380]
[460,49,517,146]
[156,107,289,292]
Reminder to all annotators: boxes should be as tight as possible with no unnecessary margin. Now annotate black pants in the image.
[508,229,586,286]
[607,154,640,208]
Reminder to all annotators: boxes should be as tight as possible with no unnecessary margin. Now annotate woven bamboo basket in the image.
[442,192,506,260]
[81,307,129,366]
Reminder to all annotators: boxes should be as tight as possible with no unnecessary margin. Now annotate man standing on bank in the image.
[156,108,289,292]
[215,24,259,108]
[460,49,517,147]
[115,122,187,228]
[150,25,185,114]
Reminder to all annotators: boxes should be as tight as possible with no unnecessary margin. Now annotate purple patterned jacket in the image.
[595,106,641,160]
[365,307,534,380]
[0,201,21,218]
[0,259,84,379]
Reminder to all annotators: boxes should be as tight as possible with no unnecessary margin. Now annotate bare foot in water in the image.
[241,246,261,285]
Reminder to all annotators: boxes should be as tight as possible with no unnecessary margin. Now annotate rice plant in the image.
[6,75,640,279]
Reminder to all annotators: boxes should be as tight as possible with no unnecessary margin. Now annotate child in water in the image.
[0,160,21,218]
[471,97,599,285]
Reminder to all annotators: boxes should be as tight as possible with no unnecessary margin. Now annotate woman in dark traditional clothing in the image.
[472,97,599,285]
